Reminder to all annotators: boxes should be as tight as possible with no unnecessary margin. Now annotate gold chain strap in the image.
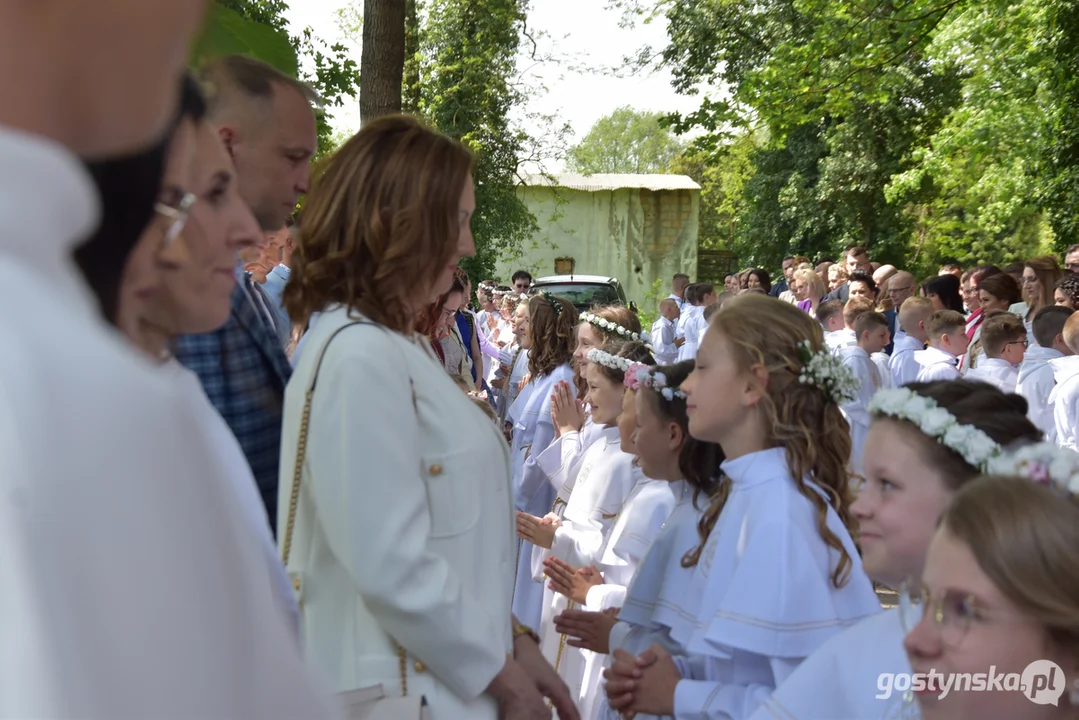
[279,321,410,698]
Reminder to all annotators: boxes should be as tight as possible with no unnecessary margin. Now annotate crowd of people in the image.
[3,4,1079,720]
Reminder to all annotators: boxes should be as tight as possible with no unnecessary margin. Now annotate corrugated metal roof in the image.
[520,173,701,192]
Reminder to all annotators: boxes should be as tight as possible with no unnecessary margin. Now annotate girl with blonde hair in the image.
[604,294,880,718]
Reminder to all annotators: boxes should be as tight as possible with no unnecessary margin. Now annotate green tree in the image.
[567,106,687,174]
[420,0,538,281]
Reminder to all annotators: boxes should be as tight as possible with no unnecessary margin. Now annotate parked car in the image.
[530,274,634,313]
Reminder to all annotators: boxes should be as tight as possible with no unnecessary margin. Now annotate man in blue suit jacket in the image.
[175,56,317,533]
[174,275,294,532]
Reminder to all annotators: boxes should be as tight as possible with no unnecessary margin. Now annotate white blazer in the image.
[279,306,516,720]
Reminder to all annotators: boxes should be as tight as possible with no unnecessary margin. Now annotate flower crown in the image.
[986,442,1079,495]
[798,340,861,405]
[540,291,564,319]
[623,362,686,401]
[868,387,1002,472]
[579,311,650,347]
[586,348,635,374]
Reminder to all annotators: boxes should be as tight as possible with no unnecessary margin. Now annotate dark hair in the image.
[854,310,889,337]
[969,264,1002,289]
[684,283,700,305]
[848,269,878,297]
[702,302,723,325]
[845,246,869,261]
[978,273,1022,306]
[640,360,724,510]
[528,293,575,377]
[743,268,772,294]
[512,270,533,284]
[283,115,473,334]
[695,283,715,300]
[921,274,964,312]
[673,273,690,282]
[75,74,207,325]
[1033,305,1074,348]
[876,381,1041,490]
[1003,262,1025,277]
[1056,274,1079,308]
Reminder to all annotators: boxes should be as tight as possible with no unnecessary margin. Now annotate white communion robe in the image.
[889,333,923,387]
[963,357,1019,393]
[666,448,882,720]
[533,426,643,681]
[678,306,704,361]
[0,128,334,716]
[575,478,679,720]
[509,363,577,628]
[838,345,882,477]
[1050,355,1079,450]
[602,481,705,720]
[748,609,919,720]
[913,346,960,382]
[1017,346,1065,442]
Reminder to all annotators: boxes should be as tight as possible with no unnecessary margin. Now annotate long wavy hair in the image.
[528,293,576,378]
[283,115,473,334]
[684,294,856,587]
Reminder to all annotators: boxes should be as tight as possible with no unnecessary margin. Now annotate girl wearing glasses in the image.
[749,381,1041,720]
[904,447,1079,720]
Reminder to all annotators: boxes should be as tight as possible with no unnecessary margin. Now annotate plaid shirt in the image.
[173,278,292,535]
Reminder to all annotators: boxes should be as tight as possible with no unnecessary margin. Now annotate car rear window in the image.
[534,283,621,308]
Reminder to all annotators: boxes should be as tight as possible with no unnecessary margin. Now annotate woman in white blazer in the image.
[278,115,579,720]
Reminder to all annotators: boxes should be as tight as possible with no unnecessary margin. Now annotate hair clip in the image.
[797,340,861,406]
[624,363,686,400]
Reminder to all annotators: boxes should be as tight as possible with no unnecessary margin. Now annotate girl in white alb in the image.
[604,294,882,720]
[748,380,1043,720]
[509,293,577,629]
[552,357,724,720]
[517,342,649,700]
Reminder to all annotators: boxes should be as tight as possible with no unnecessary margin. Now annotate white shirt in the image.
[678,306,704,361]
[890,333,924,387]
[1050,356,1079,450]
[825,328,856,355]
[964,357,1019,393]
[914,345,960,382]
[838,346,881,476]
[651,316,679,364]
[1017,346,1065,441]
[0,127,333,717]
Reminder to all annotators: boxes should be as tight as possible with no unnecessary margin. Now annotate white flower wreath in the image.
[986,442,1079,495]
[868,387,1003,472]
[586,348,635,374]
[797,340,861,406]
[623,363,687,400]
[579,311,651,348]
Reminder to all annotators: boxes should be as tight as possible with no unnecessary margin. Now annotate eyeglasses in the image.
[154,192,197,246]
[899,582,1026,648]
[1005,339,1029,349]
[887,286,914,295]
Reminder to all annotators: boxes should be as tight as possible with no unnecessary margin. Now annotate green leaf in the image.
[191,3,298,77]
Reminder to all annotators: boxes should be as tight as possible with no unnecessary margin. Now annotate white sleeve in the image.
[673,654,800,720]
[534,431,584,495]
[517,419,558,511]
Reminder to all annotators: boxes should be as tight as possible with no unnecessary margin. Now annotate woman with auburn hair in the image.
[278,115,577,720]
[903,446,1079,720]
[1014,255,1065,347]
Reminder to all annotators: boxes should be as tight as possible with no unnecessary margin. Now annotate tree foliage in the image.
[419,0,539,281]
[567,106,686,174]
[651,0,1070,276]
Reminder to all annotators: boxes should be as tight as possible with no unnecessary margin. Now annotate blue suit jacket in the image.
[173,279,292,534]
[884,308,897,355]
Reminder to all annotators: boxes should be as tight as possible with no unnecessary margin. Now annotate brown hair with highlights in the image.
[283,115,473,334]
[683,294,856,587]
[528,294,576,378]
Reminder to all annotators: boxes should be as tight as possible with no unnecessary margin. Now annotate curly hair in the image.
[282,115,473,333]
[528,293,576,378]
[683,294,857,588]
[1056,273,1079,308]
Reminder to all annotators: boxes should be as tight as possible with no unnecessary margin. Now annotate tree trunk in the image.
[360,0,406,124]
[402,0,421,114]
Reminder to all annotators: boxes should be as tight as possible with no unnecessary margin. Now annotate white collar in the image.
[0,126,100,302]
[920,345,956,363]
[979,357,1016,370]
[719,446,788,487]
